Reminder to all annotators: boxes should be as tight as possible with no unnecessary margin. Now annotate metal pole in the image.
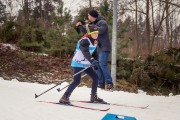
[111,0,117,88]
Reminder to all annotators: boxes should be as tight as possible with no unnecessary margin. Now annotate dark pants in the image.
[96,51,113,86]
[64,67,98,97]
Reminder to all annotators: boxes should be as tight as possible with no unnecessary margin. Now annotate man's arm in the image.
[78,25,87,34]
[94,20,107,35]
[76,22,87,34]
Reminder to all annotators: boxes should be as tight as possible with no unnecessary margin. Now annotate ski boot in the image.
[59,94,70,104]
[90,94,104,103]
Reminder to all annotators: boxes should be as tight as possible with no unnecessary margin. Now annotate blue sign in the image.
[102,113,137,120]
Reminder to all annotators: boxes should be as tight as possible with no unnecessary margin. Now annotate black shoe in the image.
[59,94,70,104]
[105,84,113,90]
[98,84,105,89]
[90,94,103,103]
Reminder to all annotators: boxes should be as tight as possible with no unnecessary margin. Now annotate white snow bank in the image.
[0,77,179,120]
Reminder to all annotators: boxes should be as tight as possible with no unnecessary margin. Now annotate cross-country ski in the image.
[71,100,149,109]
[38,101,110,112]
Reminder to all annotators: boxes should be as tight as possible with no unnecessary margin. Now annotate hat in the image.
[88,10,99,18]
[86,24,99,35]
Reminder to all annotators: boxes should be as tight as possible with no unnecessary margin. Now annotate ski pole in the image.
[35,66,91,98]
[35,78,69,98]
[57,73,87,92]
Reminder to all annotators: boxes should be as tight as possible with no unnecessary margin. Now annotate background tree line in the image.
[0,0,180,95]
[0,0,179,57]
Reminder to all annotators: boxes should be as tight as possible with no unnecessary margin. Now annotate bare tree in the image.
[83,0,92,8]
[0,0,6,23]
[146,0,151,54]
[165,0,171,47]
[135,0,140,55]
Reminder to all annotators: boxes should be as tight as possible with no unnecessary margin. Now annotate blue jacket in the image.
[78,16,111,52]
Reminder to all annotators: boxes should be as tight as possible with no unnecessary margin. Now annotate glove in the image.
[91,60,99,70]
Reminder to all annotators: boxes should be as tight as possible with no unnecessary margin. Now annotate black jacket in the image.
[78,16,111,52]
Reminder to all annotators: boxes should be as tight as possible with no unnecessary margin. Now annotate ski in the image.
[71,100,149,109]
[38,101,110,112]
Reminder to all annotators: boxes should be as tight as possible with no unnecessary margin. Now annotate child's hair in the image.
[81,33,91,39]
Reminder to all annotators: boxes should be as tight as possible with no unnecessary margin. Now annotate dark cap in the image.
[88,10,99,18]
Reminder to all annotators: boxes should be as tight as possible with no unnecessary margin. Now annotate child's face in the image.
[91,32,99,39]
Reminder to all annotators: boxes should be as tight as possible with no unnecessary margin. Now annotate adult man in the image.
[76,9,113,90]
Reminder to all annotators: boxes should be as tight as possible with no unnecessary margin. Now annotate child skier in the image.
[59,25,103,104]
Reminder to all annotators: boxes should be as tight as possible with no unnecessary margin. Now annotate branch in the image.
[161,0,180,8]
[120,8,146,15]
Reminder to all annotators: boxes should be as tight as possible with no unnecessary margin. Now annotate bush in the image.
[0,21,19,43]
[18,27,44,52]
[117,58,133,79]
[19,42,43,52]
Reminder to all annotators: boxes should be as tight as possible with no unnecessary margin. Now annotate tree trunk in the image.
[146,0,151,55]
[89,0,92,8]
[165,0,171,48]
[135,0,140,56]
[23,0,29,21]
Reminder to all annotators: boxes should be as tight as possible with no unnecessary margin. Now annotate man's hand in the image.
[76,22,82,27]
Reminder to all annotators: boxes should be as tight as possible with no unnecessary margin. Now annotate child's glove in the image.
[91,60,99,70]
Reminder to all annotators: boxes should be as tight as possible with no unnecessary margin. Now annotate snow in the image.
[0,43,17,50]
[0,77,180,120]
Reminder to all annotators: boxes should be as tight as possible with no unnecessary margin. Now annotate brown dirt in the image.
[0,43,138,93]
[0,43,72,84]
